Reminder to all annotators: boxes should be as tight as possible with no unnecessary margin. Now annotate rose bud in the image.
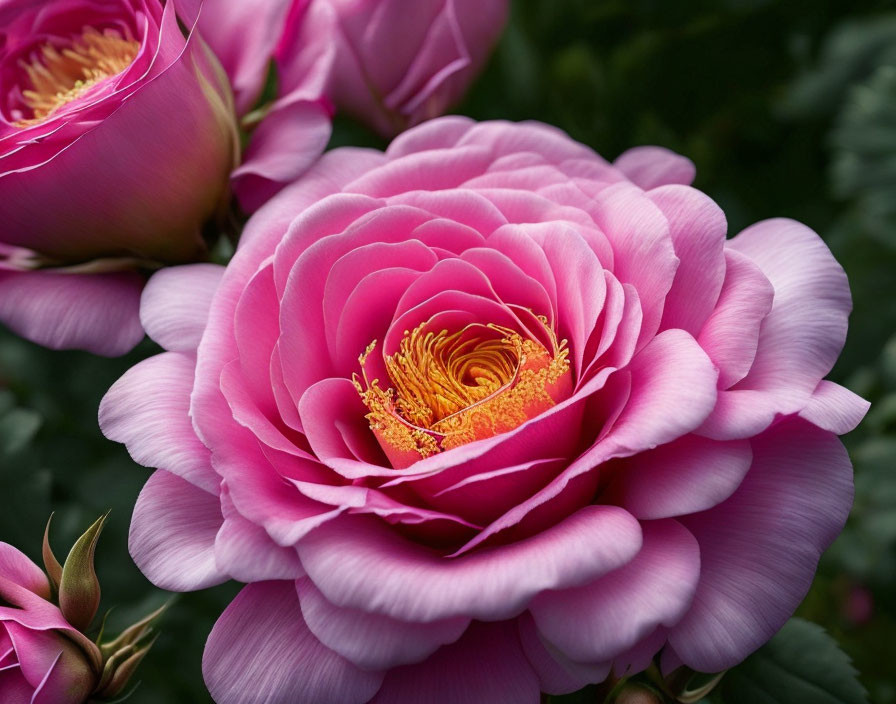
[0,543,99,703]
[190,0,508,211]
[101,118,867,703]
[0,514,166,702]
[0,0,239,356]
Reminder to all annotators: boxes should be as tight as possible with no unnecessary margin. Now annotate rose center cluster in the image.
[355,315,571,468]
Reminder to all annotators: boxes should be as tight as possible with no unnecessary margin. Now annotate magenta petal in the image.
[669,418,854,672]
[0,544,49,599]
[129,470,226,592]
[606,436,752,520]
[371,621,540,704]
[613,146,696,190]
[798,380,870,435]
[531,520,700,663]
[297,506,642,622]
[203,581,384,704]
[100,352,219,493]
[0,269,144,356]
[0,666,32,703]
[297,578,469,671]
[140,264,224,352]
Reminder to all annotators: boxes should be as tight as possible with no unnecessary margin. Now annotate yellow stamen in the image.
[14,27,139,127]
[354,316,570,466]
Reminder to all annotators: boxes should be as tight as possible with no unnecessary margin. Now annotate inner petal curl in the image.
[355,315,571,468]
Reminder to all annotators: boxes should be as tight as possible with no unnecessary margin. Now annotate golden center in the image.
[355,316,571,467]
[14,27,139,127]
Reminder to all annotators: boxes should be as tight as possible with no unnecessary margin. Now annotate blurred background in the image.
[2,0,895,701]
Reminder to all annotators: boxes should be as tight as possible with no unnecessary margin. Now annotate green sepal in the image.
[59,512,108,632]
[42,513,63,596]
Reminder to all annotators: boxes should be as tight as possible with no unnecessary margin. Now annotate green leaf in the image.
[720,619,868,704]
[0,405,42,455]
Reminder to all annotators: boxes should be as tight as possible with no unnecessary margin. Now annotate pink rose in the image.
[0,544,98,703]
[101,118,868,703]
[0,0,238,355]
[191,0,508,210]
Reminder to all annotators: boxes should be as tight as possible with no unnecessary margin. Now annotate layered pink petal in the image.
[297,506,642,622]
[297,578,469,671]
[531,520,700,663]
[604,436,752,520]
[613,146,696,190]
[129,470,226,592]
[203,581,383,704]
[650,185,726,335]
[696,249,774,389]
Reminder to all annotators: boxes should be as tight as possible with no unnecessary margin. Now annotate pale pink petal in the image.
[99,352,218,493]
[798,380,869,435]
[297,505,642,622]
[297,578,469,671]
[531,520,700,663]
[129,470,226,591]
[140,264,224,352]
[669,418,854,672]
[203,582,383,704]
[604,436,752,520]
[614,146,696,190]
[0,269,144,356]
[371,621,539,704]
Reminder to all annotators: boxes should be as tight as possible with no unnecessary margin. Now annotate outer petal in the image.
[100,352,218,493]
[203,581,383,704]
[731,219,850,391]
[531,520,700,663]
[613,146,696,190]
[518,613,607,695]
[129,470,227,592]
[297,505,642,622]
[214,485,305,583]
[297,578,469,671]
[371,621,540,704]
[696,249,774,389]
[0,269,144,356]
[604,436,752,520]
[669,418,854,672]
[0,544,49,599]
[140,264,224,352]
[798,380,870,435]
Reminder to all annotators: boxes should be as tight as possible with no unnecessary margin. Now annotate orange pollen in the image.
[14,27,139,127]
[353,316,571,467]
